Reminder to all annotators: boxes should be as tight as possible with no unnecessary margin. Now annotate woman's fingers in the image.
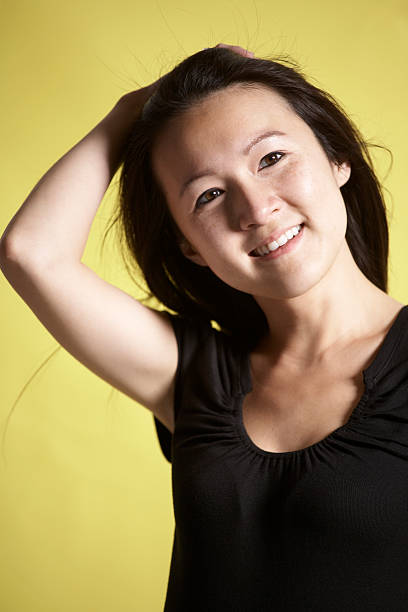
[214,43,255,58]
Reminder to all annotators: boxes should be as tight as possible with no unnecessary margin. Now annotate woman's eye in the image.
[259,151,285,170]
[195,188,224,208]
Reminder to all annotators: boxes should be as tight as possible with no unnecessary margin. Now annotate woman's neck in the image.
[252,247,403,369]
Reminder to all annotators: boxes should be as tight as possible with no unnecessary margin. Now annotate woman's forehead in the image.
[152,92,316,185]
[167,83,293,129]
[151,84,301,161]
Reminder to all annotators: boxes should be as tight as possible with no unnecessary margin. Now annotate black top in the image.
[153,305,408,611]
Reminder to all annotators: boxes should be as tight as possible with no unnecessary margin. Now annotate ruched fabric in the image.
[153,305,408,611]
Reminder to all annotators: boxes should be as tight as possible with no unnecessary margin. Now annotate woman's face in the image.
[151,83,351,300]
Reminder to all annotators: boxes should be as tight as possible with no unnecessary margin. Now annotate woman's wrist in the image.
[115,86,154,120]
[96,88,152,175]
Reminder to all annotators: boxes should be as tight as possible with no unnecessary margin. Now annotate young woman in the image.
[1,43,407,610]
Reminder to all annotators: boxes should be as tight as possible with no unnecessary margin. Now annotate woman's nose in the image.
[237,186,280,230]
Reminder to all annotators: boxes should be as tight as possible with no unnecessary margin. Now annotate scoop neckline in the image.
[235,304,408,459]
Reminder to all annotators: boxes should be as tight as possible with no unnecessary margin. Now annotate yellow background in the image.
[1,1,407,610]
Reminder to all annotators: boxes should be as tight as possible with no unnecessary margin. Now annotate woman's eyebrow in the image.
[243,130,286,155]
[179,130,287,198]
[179,168,214,199]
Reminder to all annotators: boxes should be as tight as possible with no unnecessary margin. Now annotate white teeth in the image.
[254,224,302,257]
[267,240,279,251]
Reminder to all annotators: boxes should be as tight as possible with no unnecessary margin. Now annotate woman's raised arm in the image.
[0,88,152,264]
[0,85,179,433]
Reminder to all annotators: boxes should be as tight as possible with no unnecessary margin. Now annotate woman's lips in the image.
[249,223,304,256]
[250,223,305,260]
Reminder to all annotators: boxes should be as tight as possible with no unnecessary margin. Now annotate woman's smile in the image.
[249,223,305,260]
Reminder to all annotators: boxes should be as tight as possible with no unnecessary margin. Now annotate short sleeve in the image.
[153,417,172,463]
[153,312,214,463]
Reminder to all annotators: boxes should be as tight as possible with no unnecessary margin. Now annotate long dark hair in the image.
[109,47,391,349]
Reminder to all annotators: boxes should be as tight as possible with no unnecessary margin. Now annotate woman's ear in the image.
[178,236,208,267]
[333,160,351,188]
